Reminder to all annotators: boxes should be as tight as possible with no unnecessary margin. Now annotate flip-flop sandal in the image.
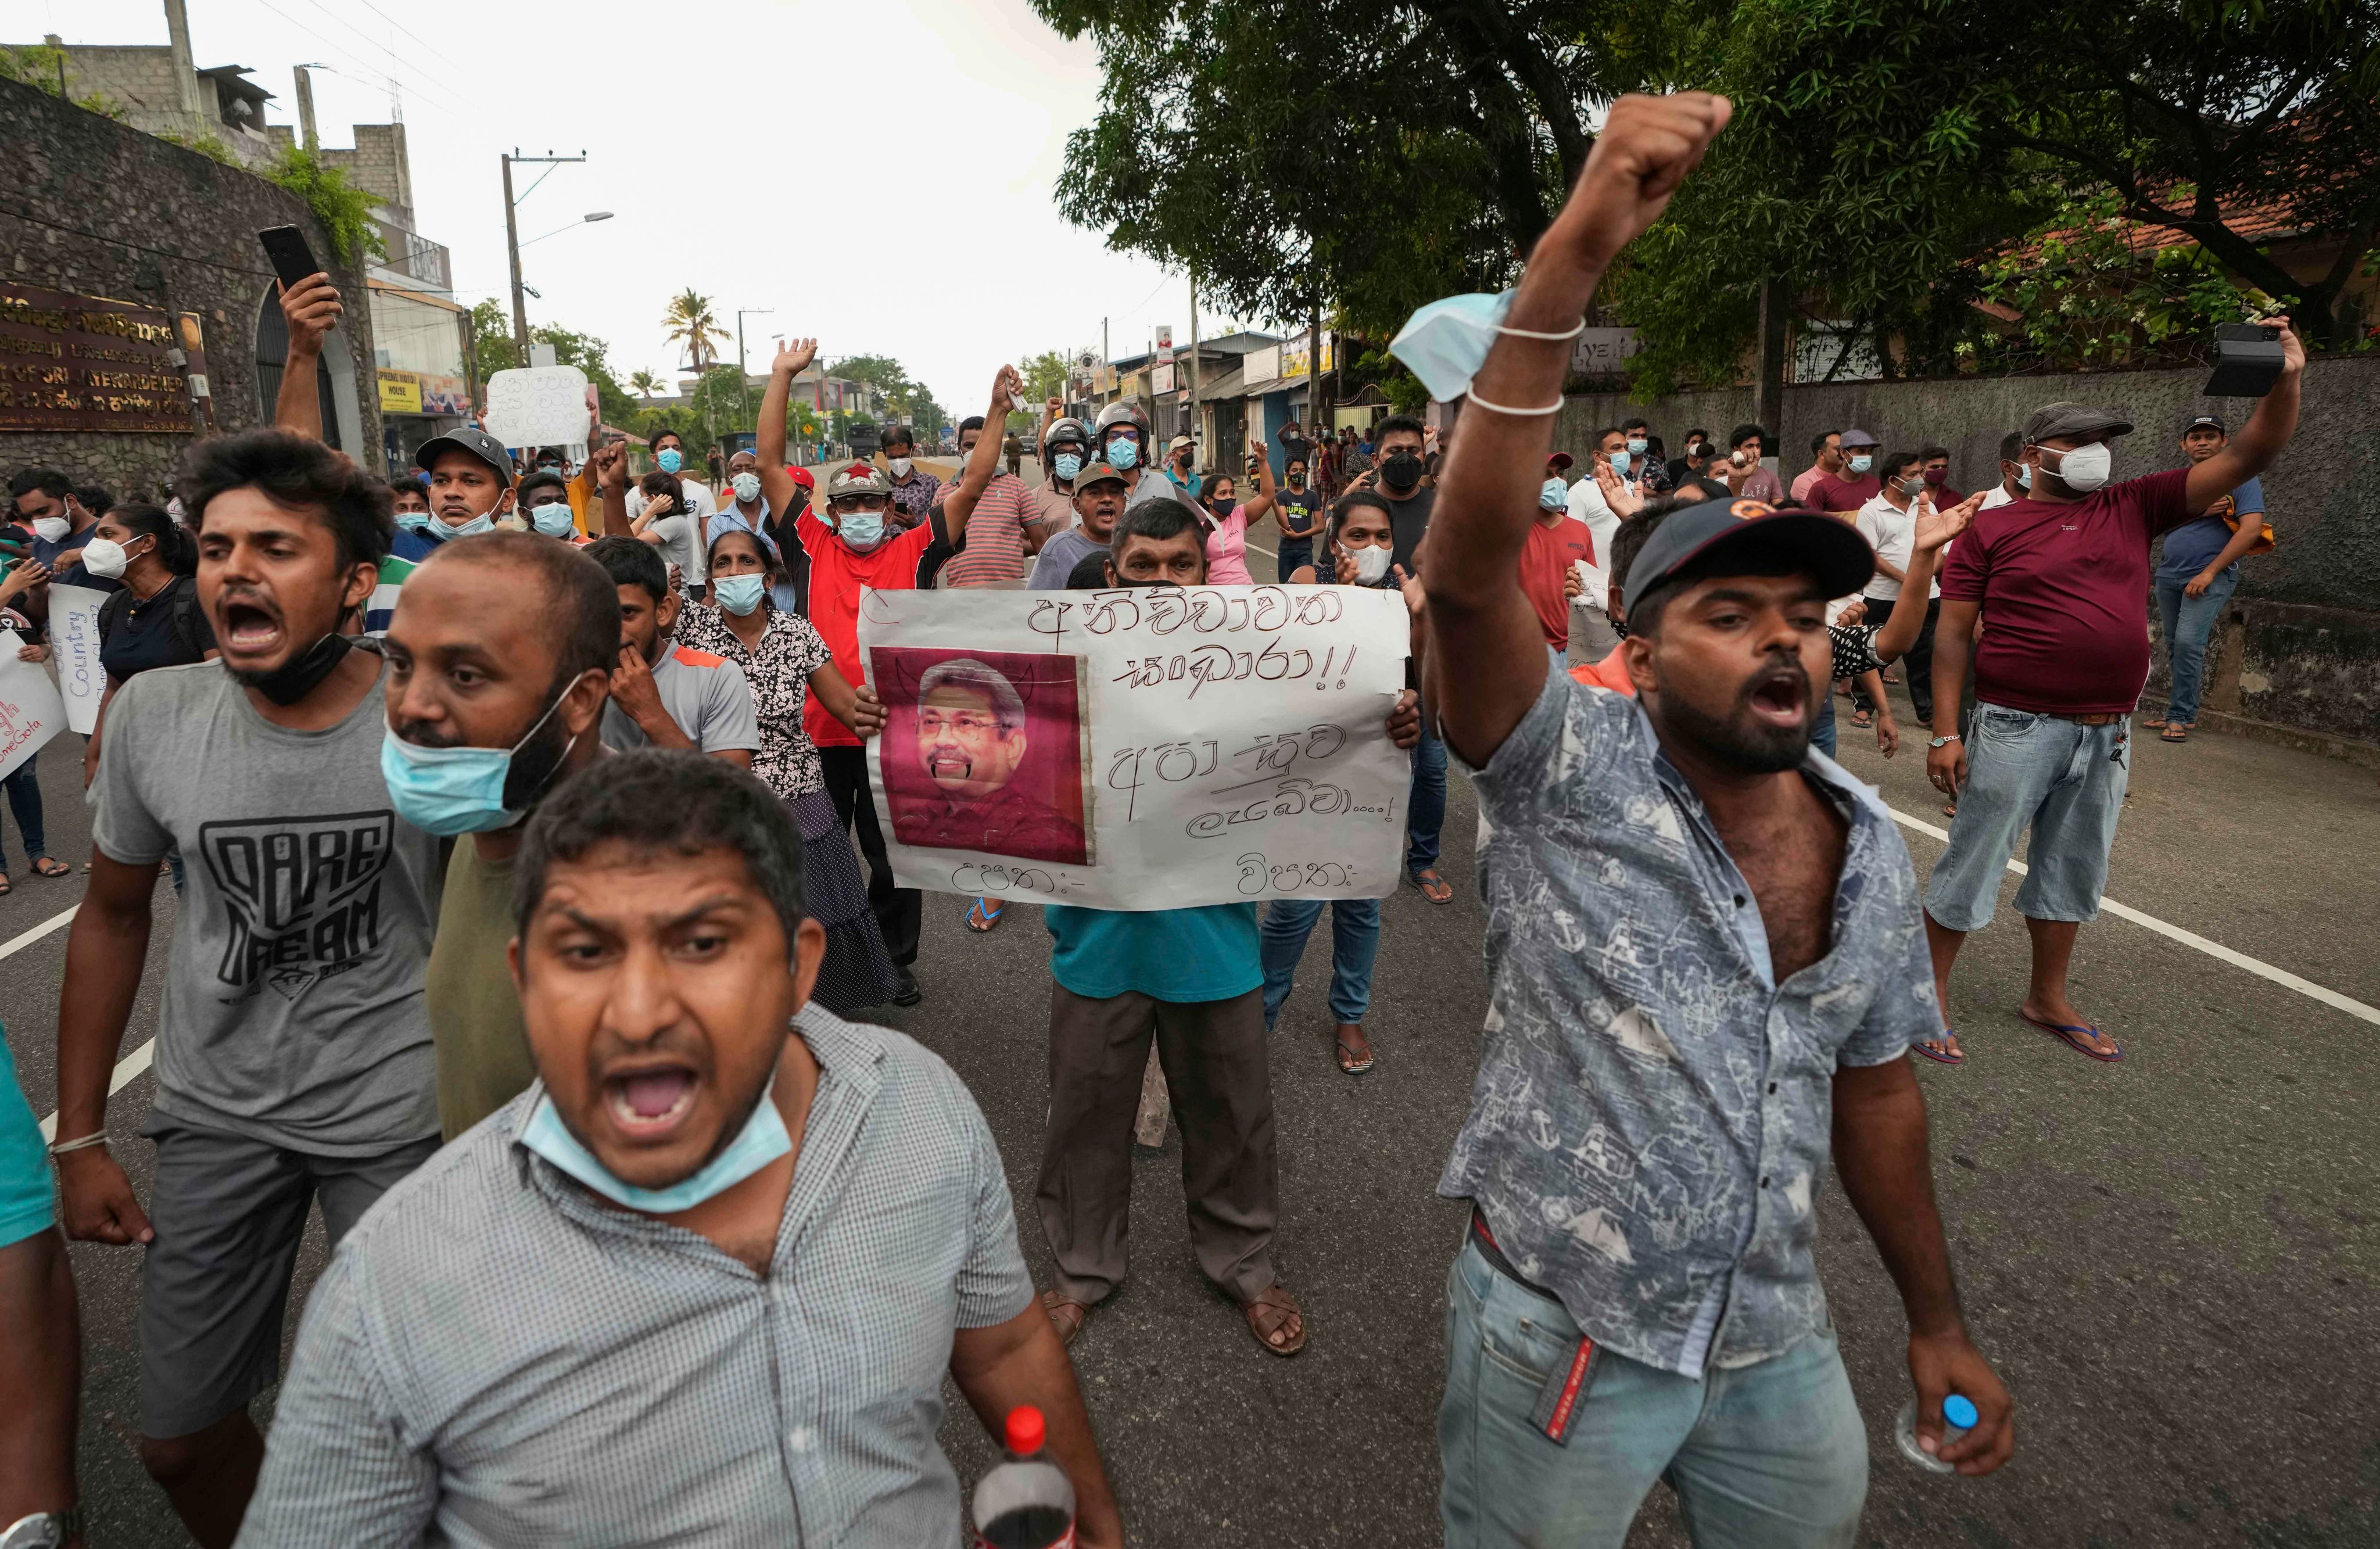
[1408,868,1454,905]
[0,874,12,895]
[966,897,1005,932]
[2019,1010,2124,1062]
[1913,1032,1964,1065]
[30,858,67,878]
[2139,715,2169,729]
[1241,1283,1307,1357]
[2160,726,2189,743]
[1040,1288,1095,1347]
[1850,709,1874,729]
[1335,1035,1375,1075]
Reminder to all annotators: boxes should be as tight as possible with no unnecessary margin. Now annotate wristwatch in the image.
[1,1507,85,1548]
[1927,734,1962,748]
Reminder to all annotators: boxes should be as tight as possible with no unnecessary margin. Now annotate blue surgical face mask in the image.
[1105,436,1140,472]
[1053,452,1084,482]
[1388,291,1510,402]
[2014,463,2032,490]
[656,449,683,474]
[379,689,575,836]
[1608,449,1632,477]
[837,510,885,551]
[434,512,497,541]
[1541,477,1569,509]
[396,511,432,533]
[1848,454,1873,475]
[1626,437,1648,455]
[518,1064,791,1214]
[714,573,766,615]
[529,503,576,537]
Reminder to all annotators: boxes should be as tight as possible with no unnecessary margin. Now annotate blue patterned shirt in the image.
[1440,672,1934,1376]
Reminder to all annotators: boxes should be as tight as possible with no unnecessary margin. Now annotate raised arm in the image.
[1874,492,1977,663]
[590,438,632,539]
[273,274,344,441]
[1422,92,1732,767]
[2186,317,2302,511]
[1242,439,1278,523]
[937,365,1024,548]
[757,338,817,518]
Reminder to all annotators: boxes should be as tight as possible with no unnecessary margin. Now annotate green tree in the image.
[628,370,664,404]
[661,290,729,371]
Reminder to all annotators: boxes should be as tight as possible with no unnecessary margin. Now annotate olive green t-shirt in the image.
[426,837,535,1140]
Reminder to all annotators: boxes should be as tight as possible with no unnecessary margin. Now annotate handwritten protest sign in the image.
[49,583,107,734]
[859,586,1412,911]
[480,364,590,449]
[0,630,65,781]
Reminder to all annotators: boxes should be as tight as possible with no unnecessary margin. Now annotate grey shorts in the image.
[1922,702,2131,933]
[137,1114,438,1439]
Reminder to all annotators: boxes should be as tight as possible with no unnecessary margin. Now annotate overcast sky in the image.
[49,0,1248,413]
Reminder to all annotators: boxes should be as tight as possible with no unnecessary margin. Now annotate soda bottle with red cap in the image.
[972,1405,1076,1549]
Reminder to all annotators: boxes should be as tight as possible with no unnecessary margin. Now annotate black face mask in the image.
[1381,451,1423,489]
[232,632,353,707]
[499,690,580,811]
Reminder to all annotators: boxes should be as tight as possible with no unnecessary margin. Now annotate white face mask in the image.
[80,536,136,578]
[2044,442,2112,493]
[1340,542,1393,583]
[731,472,762,504]
[29,517,70,543]
[888,456,914,478]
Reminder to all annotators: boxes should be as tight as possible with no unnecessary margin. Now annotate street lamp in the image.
[517,211,614,249]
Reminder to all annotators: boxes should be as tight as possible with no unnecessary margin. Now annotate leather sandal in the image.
[1241,1283,1307,1357]
[1040,1288,1095,1347]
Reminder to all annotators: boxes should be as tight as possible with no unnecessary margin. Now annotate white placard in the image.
[481,364,591,449]
[0,630,66,780]
[859,586,1411,911]
[49,583,107,734]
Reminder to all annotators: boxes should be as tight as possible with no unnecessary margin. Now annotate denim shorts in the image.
[1439,1240,1866,1548]
[1923,702,2130,933]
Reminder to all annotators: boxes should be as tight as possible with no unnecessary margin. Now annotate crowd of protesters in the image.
[0,87,2312,1549]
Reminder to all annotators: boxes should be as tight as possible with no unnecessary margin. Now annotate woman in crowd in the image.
[1265,490,1417,1073]
[79,503,213,790]
[673,526,899,1010]
[1199,442,1279,586]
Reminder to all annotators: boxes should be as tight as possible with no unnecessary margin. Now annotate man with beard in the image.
[1419,92,2011,1541]
[381,528,619,1139]
[52,427,444,1548]
[894,657,1085,861]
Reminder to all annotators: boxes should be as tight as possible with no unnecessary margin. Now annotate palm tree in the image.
[629,370,664,404]
[660,290,727,372]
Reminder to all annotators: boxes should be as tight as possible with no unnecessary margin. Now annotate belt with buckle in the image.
[1469,1209,1601,1445]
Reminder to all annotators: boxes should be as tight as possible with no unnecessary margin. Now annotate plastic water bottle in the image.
[973,1405,1076,1548]
[1895,1393,1980,1473]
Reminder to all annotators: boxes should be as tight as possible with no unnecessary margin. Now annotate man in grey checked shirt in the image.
[235,752,1121,1548]
[1416,95,2013,1546]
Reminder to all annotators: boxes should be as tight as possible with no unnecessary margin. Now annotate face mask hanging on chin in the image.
[234,632,353,707]
[378,687,578,836]
[518,1060,793,1214]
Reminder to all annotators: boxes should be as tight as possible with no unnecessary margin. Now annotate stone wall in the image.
[325,123,411,214]
[0,75,379,497]
[1550,357,2380,755]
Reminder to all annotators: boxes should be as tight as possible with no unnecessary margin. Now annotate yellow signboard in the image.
[377,371,422,414]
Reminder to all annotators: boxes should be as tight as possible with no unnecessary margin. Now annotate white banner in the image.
[481,364,592,449]
[49,583,107,734]
[0,630,66,780]
[859,586,1411,911]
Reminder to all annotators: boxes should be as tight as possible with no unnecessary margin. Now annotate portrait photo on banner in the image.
[870,646,1094,867]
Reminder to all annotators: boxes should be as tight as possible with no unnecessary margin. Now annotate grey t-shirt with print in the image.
[599,643,762,755]
[90,655,442,1154]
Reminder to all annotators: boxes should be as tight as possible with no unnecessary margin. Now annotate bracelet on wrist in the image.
[47,1130,107,1158]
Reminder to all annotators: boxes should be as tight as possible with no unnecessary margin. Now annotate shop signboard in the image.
[0,283,196,433]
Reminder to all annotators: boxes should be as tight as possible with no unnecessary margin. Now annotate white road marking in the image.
[0,904,78,963]
[0,902,154,1142]
[1887,806,2380,1027]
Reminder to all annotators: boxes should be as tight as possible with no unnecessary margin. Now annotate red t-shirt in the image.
[1519,516,1596,650]
[791,508,948,749]
[1808,472,1880,515]
[1939,468,2191,716]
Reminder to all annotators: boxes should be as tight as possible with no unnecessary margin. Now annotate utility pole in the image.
[1755,276,1789,469]
[501,149,585,366]
[1188,272,1202,467]
[736,307,775,435]
[293,64,322,153]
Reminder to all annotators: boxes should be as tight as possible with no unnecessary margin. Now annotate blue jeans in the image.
[1406,723,1446,875]
[0,759,46,868]
[1260,897,1381,1024]
[1923,703,2130,933]
[1440,1240,1866,1548]
[2153,568,2238,726]
[1811,689,1837,758]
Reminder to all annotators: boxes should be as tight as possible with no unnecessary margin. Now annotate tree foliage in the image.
[660,290,728,371]
[262,146,388,268]
[467,300,637,426]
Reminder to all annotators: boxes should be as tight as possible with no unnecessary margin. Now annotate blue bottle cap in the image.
[1943,1395,1978,1429]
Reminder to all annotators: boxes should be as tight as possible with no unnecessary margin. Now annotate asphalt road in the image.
[11,627,2380,1545]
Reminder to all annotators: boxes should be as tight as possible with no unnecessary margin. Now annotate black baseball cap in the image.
[415,426,517,484]
[2182,413,2226,435]
[1622,500,1876,618]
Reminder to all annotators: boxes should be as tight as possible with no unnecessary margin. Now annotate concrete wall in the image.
[0,76,379,496]
[1550,358,2380,755]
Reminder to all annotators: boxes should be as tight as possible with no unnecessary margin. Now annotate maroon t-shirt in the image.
[1940,467,2192,715]
[1808,472,1880,515]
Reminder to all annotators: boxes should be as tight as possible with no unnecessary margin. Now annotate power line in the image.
[340,0,465,74]
[289,0,461,107]
[239,0,464,117]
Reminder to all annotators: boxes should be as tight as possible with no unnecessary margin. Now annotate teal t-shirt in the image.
[1045,904,1263,1003]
